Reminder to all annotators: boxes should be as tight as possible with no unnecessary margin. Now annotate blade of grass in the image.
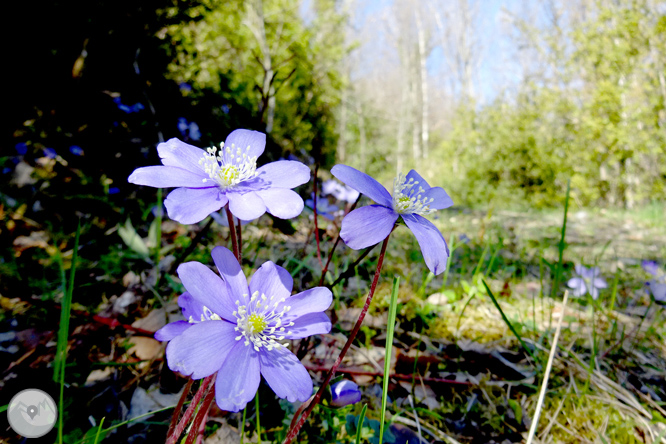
[441,234,458,289]
[93,417,105,444]
[355,404,367,444]
[525,291,569,444]
[550,180,571,299]
[482,279,537,363]
[379,276,400,444]
[255,390,261,444]
[240,404,247,444]
[58,219,81,444]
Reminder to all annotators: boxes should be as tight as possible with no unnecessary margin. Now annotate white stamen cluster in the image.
[391,173,434,215]
[187,305,223,324]
[233,290,294,352]
[199,142,258,190]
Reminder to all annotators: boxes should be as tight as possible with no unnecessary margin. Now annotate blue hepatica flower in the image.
[322,179,360,204]
[155,246,332,412]
[330,379,362,407]
[642,260,666,304]
[177,117,201,141]
[331,165,453,275]
[305,193,341,221]
[128,129,310,224]
[567,265,607,299]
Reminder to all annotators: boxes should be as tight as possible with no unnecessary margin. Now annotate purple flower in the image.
[330,379,361,407]
[567,265,607,299]
[15,143,28,156]
[177,117,201,141]
[69,145,84,156]
[331,165,453,275]
[128,129,310,224]
[154,246,332,412]
[646,281,666,304]
[43,147,57,159]
[322,179,360,203]
[305,193,341,221]
[642,260,661,278]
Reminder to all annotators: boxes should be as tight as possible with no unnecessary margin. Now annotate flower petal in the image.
[249,261,293,301]
[284,312,331,339]
[574,264,587,277]
[589,286,600,300]
[259,347,312,402]
[593,277,607,289]
[128,166,209,188]
[331,165,392,207]
[177,262,238,321]
[157,138,206,174]
[255,188,304,219]
[155,321,191,342]
[165,320,237,379]
[281,287,332,319]
[215,341,260,412]
[567,277,587,297]
[406,170,431,191]
[255,160,310,189]
[211,246,249,302]
[402,214,449,275]
[642,260,660,277]
[225,129,266,159]
[648,282,666,303]
[165,187,228,224]
[330,380,362,407]
[340,205,398,250]
[423,187,454,210]
[227,191,267,221]
[178,292,204,321]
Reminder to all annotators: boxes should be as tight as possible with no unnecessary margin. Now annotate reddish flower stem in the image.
[185,375,218,444]
[166,374,215,444]
[282,234,392,444]
[313,165,323,270]
[319,196,360,286]
[225,206,241,262]
[167,378,194,438]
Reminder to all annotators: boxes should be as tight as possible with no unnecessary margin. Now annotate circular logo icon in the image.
[7,389,58,438]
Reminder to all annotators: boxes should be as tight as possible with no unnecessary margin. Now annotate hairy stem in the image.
[282,234,392,444]
[226,205,241,262]
[166,374,215,444]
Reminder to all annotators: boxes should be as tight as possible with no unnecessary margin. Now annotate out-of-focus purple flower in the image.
[179,82,193,93]
[69,145,84,156]
[154,246,332,412]
[42,148,56,159]
[458,234,471,244]
[15,143,28,156]
[330,379,361,407]
[322,179,359,203]
[646,281,666,304]
[221,104,230,114]
[177,118,201,141]
[113,96,144,114]
[128,129,310,224]
[331,165,453,275]
[305,194,341,221]
[567,265,607,299]
[108,187,120,195]
[642,260,661,277]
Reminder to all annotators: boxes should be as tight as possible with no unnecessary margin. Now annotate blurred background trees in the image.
[4,0,665,212]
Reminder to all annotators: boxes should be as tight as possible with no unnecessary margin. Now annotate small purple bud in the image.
[330,380,361,407]
[108,187,120,195]
[179,82,193,92]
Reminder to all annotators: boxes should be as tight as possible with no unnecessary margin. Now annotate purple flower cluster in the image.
[155,246,332,412]
[331,165,453,275]
[128,129,310,224]
[567,265,607,299]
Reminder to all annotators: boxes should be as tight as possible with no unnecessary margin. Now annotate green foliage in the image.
[159,0,346,164]
[432,0,666,208]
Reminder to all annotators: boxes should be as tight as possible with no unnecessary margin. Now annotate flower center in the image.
[391,173,434,215]
[233,291,294,351]
[199,142,257,190]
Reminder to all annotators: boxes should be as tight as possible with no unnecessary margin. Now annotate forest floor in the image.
[1,199,665,444]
